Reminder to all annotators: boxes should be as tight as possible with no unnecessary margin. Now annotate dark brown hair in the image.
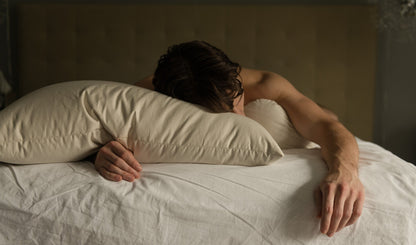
[152,40,243,113]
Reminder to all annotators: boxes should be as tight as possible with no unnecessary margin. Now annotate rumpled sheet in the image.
[1,139,415,244]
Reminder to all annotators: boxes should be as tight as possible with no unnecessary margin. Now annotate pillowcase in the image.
[0,81,283,166]
[245,99,318,149]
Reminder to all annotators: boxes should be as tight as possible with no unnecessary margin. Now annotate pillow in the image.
[245,99,318,149]
[0,81,283,166]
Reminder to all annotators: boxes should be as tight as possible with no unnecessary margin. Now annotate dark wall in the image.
[0,0,379,92]
[0,0,11,84]
[0,0,11,108]
[375,30,416,164]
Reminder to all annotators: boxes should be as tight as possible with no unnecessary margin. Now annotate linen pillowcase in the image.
[0,81,283,166]
[245,99,318,149]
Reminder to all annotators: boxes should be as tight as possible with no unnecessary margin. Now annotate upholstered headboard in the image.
[16,4,376,140]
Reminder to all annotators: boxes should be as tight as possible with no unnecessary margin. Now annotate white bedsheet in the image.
[1,139,415,244]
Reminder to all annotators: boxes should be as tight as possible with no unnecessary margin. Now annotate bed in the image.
[1,2,415,245]
[1,140,415,244]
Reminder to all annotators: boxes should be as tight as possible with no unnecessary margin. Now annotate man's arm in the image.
[241,68,365,237]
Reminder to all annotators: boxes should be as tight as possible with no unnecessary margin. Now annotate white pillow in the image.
[0,81,283,166]
[245,99,318,149]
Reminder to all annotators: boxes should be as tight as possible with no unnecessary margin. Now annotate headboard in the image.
[16,3,376,140]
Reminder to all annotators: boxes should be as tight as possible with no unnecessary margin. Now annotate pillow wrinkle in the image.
[80,89,100,122]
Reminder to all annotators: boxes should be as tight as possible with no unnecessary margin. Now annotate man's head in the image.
[152,40,243,113]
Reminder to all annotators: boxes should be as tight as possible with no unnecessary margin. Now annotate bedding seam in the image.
[118,136,277,156]
[2,128,104,145]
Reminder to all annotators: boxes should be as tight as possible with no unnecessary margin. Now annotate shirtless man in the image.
[93,40,365,237]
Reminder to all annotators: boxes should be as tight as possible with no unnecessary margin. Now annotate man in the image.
[93,40,365,237]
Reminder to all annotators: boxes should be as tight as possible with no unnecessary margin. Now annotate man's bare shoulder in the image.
[240,68,296,104]
[134,75,154,90]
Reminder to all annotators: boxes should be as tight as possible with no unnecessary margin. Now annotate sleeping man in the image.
[93,40,365,237]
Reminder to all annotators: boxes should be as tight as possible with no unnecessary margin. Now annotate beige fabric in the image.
[0,81,283,165]
[245,99,317,149]
[16,4,376,141]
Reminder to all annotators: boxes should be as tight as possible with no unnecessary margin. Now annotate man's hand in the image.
[94,141,142,182]
[314,167,365,237]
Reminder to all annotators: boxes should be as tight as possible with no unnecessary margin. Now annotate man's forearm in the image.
[317,120,359,175]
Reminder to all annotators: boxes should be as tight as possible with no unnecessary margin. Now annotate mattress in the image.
[0,139,415,244]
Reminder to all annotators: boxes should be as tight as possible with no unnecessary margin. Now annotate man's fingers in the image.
[346,191,364,226]
[98,167,122,182]
[314,188,322,218]
[111,141,143,173]
[317,170,365,237]
[95,141,144,182]
[104,146,140,179]
[327,185,349,236]
[320,183,336,235]
[337,195,356,232]
[103,158,136,182]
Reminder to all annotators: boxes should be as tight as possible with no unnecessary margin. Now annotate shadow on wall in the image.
[385,127,416,164]
[376,32,416,165]
[0,0,13,108]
